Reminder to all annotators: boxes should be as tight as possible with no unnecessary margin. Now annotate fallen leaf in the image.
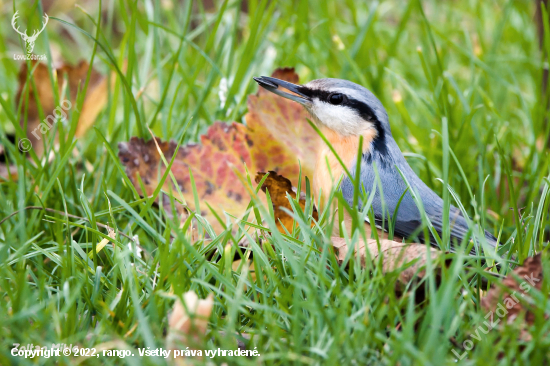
[254,171,318,233]
[331,237,442,283]
[16,60,107,157]
[166,291,214,350]
[118,125,255,234]
[481,253,544,336]
[246,67,320,181]
[118,68,320,234]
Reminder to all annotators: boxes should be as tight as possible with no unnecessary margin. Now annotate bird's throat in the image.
[313,126,377,208]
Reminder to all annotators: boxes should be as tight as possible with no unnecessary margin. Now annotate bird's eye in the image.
[328,93,344,105]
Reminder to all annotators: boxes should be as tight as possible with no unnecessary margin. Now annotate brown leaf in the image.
[166,291,214,350]
[16,61,107,157]
[331,237,442,284]
[118,68,320,234]
[118,125,256,234]
[255,171,318,233]
[481,254,543,329]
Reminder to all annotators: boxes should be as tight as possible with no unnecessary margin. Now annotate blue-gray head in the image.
[253,76,392,144]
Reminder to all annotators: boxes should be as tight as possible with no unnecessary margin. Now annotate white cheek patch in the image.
[309,101,371,136]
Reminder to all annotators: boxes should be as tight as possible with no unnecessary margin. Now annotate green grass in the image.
[1,0,550,364]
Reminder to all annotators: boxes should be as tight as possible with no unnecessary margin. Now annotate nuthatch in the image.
[253,76,497,253]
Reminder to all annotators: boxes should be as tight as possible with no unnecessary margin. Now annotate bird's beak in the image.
[253,76,312,106]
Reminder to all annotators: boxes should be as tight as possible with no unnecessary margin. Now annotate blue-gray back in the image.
[340,138,496,252]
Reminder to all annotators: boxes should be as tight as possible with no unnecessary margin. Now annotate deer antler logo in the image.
[11,11,49,56]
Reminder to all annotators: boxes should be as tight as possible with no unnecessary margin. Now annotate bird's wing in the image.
[372,206,496,254]
[340,150,496,253]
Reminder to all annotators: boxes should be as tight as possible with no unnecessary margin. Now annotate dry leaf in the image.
[118,125,256,233]
[481,254,544,335]
[331,237,442,283]
[118,68,320,234]
[15,61,107,157]
[166,291,214,350]
[254,171,318,233]
[246,67,320,182]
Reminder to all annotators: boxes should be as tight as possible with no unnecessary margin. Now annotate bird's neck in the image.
[313,126,377,208]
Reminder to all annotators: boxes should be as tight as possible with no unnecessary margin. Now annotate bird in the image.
[253,75,497,255]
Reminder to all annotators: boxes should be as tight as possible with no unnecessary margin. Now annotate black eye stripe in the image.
[296,87,330,100]
[298,87,378,122]
[346,99,377,123]
[298,86,388,156]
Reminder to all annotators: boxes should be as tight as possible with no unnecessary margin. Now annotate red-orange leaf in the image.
[118,68,321,234]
